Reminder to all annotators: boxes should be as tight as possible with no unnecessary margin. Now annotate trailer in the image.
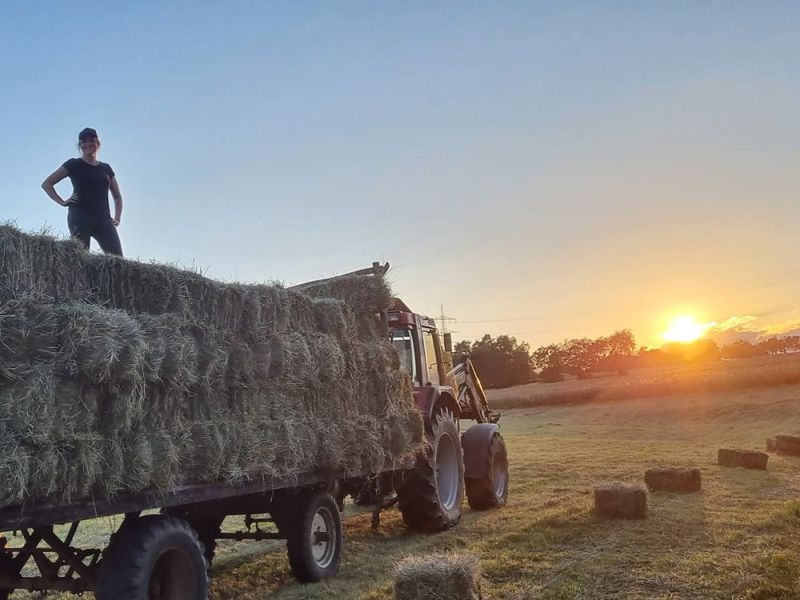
[0,458,419,598]
[0,263,508,599]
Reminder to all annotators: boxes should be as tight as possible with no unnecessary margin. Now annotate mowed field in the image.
[11,373,800,599]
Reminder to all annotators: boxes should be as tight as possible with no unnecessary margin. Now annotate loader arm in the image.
[449,356,498,424]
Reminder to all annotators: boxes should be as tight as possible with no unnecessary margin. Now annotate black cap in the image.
[78,127,98,141]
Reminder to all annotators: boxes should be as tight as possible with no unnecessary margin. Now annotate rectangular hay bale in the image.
[776,435,800,456]
[644,467,701,492]
[594,482,647,519]
[394,553,482,600]
[718,449,768,470]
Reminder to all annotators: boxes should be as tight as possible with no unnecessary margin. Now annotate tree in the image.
[533,329,637,377]
[456,334,533,388]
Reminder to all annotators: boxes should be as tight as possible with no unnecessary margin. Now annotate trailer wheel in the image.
[285,490,342,583]
[465,431,509,510]
[398,408,465,531]
[188,517,223,565]
[95,515,209,600]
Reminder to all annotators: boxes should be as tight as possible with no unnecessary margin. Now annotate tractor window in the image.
[390,330,417,382]
[422,330,440,386]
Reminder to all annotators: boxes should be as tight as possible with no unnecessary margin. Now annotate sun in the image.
[662,315,708,343]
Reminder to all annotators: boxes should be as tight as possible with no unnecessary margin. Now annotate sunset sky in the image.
[3,2,799,349]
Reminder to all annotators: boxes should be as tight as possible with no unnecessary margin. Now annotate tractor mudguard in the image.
[462,423,501,479]
[414,386,459,432]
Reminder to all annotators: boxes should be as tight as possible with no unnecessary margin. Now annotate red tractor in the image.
[382,296,509,531]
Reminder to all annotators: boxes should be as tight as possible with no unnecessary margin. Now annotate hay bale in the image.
[644,467,701,492]
[594,482,647,519]
[718,449,768,470]
[776,435,800,456]
[767,438,777,452]
[394,553,482,600]
[0,225,424,507]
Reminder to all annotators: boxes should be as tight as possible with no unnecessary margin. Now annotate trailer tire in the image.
[465,431,509,510]
[398,409,465,532]
[186,516,223,564]
[95,515,209,600]
[285,490,342,583]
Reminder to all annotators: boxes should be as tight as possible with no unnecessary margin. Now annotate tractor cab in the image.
[387,298,453,389]
[387,298,494,424]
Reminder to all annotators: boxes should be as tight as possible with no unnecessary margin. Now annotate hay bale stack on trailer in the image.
[0,225,426,597]
[0,225,422,506]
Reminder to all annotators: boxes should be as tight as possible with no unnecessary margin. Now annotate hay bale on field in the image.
[644,467,701,492]
[776,435,800,456]
[718,449,768,470]
[0,225,424,507]
[394,553,482,600]
[767,438,777,452]
[594,482,647,519]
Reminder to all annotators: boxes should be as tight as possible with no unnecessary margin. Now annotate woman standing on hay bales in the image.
[41,127,124,256]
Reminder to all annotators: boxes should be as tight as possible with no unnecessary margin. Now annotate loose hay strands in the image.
[0,225,423,507]
[394,553,483,600]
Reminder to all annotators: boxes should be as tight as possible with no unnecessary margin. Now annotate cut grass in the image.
[6,384,800,599]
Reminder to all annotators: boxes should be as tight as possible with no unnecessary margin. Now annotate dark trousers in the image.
[67,209,123,257]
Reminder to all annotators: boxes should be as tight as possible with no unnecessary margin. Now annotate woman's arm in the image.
[41,167,73,206]
[109,176,123,226]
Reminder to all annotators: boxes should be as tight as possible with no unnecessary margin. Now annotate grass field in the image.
[9,379,800,598]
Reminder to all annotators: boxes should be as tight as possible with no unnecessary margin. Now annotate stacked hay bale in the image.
[0,225,423,507]
[394,553,483,600]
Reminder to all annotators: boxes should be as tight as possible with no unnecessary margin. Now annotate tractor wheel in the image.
[95,515,209,600]
[398,409,465,532]
[285,490,343,583]
[465,431,509,510]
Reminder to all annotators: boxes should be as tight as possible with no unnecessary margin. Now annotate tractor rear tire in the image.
[95,515,209,600]
[465,431,509,510]
[398,409,465,532]
[285,490,343,583]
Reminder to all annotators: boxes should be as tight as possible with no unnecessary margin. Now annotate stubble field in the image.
[11,375,800,599]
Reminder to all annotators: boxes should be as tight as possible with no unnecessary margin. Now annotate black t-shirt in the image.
[62,158,115,218]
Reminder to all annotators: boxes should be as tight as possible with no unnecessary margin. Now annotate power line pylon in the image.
[437,305,457,335]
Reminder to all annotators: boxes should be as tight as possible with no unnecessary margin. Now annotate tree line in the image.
[455,331,800,389]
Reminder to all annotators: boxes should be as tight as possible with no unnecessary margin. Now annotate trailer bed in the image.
[0,455,415,532]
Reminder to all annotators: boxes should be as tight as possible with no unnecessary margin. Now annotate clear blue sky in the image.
[3,2,800,348]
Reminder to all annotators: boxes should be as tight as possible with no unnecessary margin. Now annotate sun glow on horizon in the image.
[661,315,711,343]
